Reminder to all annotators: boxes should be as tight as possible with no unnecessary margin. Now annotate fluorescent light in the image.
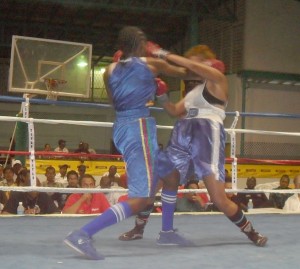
[77,61,88,67]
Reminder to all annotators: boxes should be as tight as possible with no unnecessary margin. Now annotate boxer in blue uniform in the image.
[63,26,189,260]
[120,44,268,247]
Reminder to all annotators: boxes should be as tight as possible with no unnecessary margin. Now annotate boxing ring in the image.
[0,96,300,268]
[1,214,300,268]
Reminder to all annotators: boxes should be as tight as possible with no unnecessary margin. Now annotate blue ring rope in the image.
[1,95,299,118]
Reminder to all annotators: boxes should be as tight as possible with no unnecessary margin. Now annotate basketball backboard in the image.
[9,35,92,98]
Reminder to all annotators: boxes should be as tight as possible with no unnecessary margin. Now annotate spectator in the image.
[0,166,17,205]
[283,174,300,211]
[236,177,270,209]
[60,170,80,209]
[65,170,80,189]
[100,175,126,206]
[74,142,91,161]
[41,166,64,208]
[74,142,89,154]
[44,143,52,151]
[176,180,207,212]
[77,164,87,182]
[0,164,4,182]
[0,164,4,183]
[85,142,96,154]
[55,164,69,187]
[38,143,52,159]
[12,159,23,179]
[62,174,110,214]
[2,168,60,215]
[101,165,120,186]
[0,166,16,187]
[54,139,69,153]
[269,174,293,209]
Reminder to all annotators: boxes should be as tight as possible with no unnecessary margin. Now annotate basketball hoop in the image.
[44,78,67,100]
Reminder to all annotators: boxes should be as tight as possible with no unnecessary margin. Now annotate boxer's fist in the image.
[113,50,123,62]
[203,59,225,73]
[146,41,169,59]
[155,78,169,104]
[155,78,168,96]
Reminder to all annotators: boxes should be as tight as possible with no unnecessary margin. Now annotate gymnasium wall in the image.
[0,0,299,158]
[244,0,300,73]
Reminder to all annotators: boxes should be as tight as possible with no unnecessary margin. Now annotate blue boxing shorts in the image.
[113,116,159,198]
[158,118,226,184]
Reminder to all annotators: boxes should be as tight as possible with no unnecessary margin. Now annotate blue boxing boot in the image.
[64,230,105,260]
[156,229,196,247]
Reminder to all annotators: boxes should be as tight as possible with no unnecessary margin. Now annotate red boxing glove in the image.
[146,41,169,59]
[203,59,226,73]
[146,41,161,57]
[113,50,123,62]
[155,78,169,104]
[155,78,168,96]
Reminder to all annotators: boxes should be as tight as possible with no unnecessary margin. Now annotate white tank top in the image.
[184,82,226,123]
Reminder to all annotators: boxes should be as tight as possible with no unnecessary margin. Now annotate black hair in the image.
[67,170,78,179]
[80,173,95,186]
[16,168,29,186]
[184,179,199,189]
[280,174,290,183]
[45,166,55,173]
[117,26,147,58]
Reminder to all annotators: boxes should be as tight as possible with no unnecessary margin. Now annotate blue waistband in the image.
[116,107,150,119]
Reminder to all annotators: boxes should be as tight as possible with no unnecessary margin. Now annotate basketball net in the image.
[44,78,67,101]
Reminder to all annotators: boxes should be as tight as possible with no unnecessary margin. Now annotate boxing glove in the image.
[113,50,123,62]
[155,78,169,104]
[203,59,226,73]
[146,41,170,59]
[155,78,168,96]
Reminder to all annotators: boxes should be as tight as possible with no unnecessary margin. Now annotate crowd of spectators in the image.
[0,161,128,215]
[0,157,299,215]
[174,172,300,213]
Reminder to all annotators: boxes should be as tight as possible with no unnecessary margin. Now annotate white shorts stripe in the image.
[210,121,220,180]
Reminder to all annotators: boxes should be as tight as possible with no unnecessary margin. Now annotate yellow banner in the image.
[26,159,126,176]
[225,164,300,178]
[26,159,299,179]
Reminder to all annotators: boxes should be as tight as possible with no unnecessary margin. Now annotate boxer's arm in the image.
[162,98,186,118]
[103,65,115,105]
[146,57,187,79]
[165,54,225,83]
[155,78,186,117]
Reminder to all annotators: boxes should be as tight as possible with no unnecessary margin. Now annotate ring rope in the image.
[1,116,300,136]
[1,95,300,118]
[1,149,299,166]
[1,97,299,192]
[0,186,299,194]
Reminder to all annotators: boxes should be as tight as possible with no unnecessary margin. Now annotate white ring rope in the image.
[1,107,299,196]
[0,116,300,136]
[0,186,300,194]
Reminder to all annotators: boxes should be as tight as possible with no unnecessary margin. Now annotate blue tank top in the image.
[108,57,156,118]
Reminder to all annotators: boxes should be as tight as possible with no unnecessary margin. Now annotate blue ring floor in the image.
[1,213,299,269]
